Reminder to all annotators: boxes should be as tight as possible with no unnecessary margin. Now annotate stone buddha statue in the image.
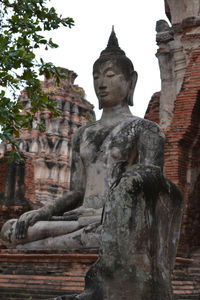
[1,28,183,300]
[1,29,180,256]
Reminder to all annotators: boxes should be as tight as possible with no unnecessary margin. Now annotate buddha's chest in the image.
[80,122,139,168]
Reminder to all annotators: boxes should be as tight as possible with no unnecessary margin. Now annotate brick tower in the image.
[145,2,200,297]
[145,0,200,256]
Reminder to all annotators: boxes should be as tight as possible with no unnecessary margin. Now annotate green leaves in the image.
[0,0,74,155]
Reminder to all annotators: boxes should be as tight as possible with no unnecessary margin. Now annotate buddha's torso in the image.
[79,116,140,209]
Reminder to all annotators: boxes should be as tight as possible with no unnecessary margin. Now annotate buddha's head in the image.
[93,28,138,109]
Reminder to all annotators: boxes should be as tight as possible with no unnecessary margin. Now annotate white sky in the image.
[40,0,168,120]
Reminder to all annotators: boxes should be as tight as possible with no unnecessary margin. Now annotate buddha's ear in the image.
[128,71,138,106]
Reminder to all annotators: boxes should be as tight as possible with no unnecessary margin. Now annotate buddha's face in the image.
[93,61,131,109]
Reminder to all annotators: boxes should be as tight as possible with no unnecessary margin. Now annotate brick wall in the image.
[24,156,36,207]
[0,249,98,300]
[144,92,160,124]
[0,249,199,300]
[145,45,200,255]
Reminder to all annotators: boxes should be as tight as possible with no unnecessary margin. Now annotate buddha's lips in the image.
[99,92,108,97]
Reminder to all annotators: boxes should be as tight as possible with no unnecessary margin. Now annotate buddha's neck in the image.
[100,104,133,127]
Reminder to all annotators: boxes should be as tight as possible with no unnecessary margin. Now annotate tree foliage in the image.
[0,0,74,153]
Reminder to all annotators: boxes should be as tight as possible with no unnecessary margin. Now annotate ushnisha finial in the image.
[100,26,125,57]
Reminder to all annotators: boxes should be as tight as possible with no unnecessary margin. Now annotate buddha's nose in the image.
[99,77,107,89]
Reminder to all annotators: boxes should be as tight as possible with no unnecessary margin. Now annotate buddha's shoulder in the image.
[120,116,165,141]
[72,121,100,141]
[121,115,162,131]
[135,116,163,132]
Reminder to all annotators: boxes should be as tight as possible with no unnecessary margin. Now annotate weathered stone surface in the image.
[165,0,200,25]
[156,2,200,130]
[48,166,183,300]
[1,29,168,251]
[43,29,183,300]
[95,166,182,300]
[1,115,165,250]
[2,28,183,300]
[155,19,185,130]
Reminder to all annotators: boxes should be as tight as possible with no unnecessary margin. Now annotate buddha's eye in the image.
[106,72,115,78]
[93,75,99,80]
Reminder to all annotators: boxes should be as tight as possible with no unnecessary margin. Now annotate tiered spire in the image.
[100,26,126,56]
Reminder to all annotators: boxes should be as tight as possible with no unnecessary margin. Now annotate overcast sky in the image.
[40,0,168,120]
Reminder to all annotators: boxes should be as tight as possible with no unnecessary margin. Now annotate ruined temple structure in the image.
[1,1,200,299]
[145,0,200,298]
[0,69,95,233]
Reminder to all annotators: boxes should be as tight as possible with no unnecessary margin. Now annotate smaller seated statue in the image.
[1,29,178,254]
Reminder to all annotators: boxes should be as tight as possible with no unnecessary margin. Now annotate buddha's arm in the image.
[119,122,165,202]
[138,121,165,171]
[15,129,86,239]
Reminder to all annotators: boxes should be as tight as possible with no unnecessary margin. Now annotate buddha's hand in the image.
[63,207,102,219]
[15,207,51,239]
